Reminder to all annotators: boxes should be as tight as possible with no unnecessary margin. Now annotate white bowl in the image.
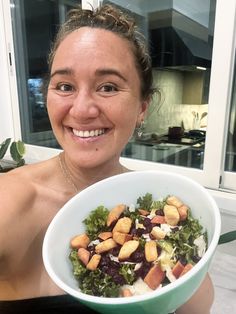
[43,170,221,314]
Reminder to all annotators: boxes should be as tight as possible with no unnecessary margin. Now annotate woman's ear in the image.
[138,98,150,123]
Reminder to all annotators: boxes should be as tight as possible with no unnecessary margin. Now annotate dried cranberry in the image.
[136,228,146,236]
[130,249,145,263]
[110,246,120,256]
[178,256,187,266]
[156,209,164,216]
[135,261,152,279]
[142,218,153,233]
[113,274,126,285]
[192,255,201,263]
[171,227,179,232]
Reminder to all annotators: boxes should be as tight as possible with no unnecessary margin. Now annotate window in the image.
[104,0,216,170]
[1,0,236,197]
[10,0,80,148]
[225,54,236,173]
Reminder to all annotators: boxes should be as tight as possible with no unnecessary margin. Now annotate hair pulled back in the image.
[48,4,154,100]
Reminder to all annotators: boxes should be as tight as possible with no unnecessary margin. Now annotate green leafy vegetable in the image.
[83,205,109,240]
[80,269,120,297]
[119,264,136,285]
[123,207,143,224]
[137,193,153,210]
[70,250,120,297]
[151,199,166,211]
[157,240,173,254]
[167,213,205,263]
[69,249,87,278]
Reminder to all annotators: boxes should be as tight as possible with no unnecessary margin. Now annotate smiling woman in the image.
[0,3,214,314]
[47,26,148,169]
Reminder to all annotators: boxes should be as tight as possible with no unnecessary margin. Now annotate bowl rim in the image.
[43,170,221,305]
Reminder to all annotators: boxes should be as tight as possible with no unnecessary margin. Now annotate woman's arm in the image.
[176,274,214,314]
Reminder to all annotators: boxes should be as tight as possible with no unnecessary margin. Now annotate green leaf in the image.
[10,142,22,162]
[83,206,109,240]
[0,138,11,159]
[119,264,136,285]
[137,193,153,210]
[16,140,25,157]
[218,230,236,244]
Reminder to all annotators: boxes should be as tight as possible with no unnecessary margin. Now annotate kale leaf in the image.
[83,205,109,240]
[167,213,205,263]
[137,193,153,211]
[119,264,136,285]
[70,249,120,297]
[80,269,120,297]
[69,249,87,278]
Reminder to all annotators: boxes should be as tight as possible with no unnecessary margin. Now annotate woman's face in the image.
[47,27,148,168]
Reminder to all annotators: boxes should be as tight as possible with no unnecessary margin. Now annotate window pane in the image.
[225,53,236,172]
[103,0,216,170]
[11,0,80,148]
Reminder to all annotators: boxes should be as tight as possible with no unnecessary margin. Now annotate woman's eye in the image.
[56,83,73,92]
[99,84,118,93]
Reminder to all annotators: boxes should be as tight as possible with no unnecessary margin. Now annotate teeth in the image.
[73,129,105,138]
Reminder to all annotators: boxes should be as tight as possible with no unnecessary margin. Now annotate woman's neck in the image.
[58,152,128,193]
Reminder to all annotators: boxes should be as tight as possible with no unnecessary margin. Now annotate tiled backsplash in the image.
[145,69,208,135]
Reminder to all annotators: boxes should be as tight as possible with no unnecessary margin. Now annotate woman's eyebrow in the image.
[50,67,127,82]
[50,68,74,78]
[95,68,127,82]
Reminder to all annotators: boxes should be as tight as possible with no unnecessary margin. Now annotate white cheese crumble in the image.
[128,204,136,212]
[121,278,156,296]
[194,235,206,257]
[165,265,177,283]
[135,218,145,230]
[108,254,119,262]
[160,223,172,235]
[147,208,157,219]
[88,239,100,246]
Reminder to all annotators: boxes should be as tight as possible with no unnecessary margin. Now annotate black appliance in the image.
[150,26,212,69]
[160,129,206,145]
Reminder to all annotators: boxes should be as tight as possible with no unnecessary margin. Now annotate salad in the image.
[69,193,207,298]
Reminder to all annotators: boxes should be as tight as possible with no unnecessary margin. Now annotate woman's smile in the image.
[72,128,106,138]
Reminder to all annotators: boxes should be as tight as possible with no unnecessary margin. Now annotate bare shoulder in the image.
[0,165,37,214]
[0,158,61,256]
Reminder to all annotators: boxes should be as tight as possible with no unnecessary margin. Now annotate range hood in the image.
[148,8,213,70]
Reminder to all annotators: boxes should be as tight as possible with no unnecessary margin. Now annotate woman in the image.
[0,4,213,314]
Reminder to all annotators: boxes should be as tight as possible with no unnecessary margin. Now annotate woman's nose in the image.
[70,90,100,119]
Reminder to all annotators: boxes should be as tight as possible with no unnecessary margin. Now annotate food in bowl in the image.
[43,170,221,314]
[69,193,207,298]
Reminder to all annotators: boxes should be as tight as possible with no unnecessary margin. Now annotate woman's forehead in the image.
[53,27,135,66]
[51,27,138,79]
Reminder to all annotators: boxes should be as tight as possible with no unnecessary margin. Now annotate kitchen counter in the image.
[122,141,189,161]
[121,140,205,169]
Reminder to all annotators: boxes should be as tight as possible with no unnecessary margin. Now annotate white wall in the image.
[0,1,15,141]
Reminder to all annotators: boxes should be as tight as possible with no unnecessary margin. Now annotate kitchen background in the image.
[9,0,216,171]
[0,0,236,313]
[144,69,208,134]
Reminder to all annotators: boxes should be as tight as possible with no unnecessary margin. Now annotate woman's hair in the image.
[48,4,155,100]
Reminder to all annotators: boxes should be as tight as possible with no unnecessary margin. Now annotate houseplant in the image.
[0,138,25,172]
